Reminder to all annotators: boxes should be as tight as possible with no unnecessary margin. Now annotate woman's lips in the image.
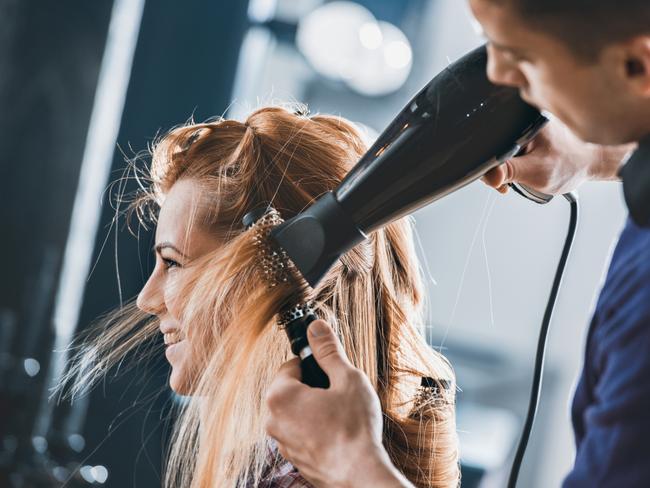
[163,330,184,346]
[163,329,186,363]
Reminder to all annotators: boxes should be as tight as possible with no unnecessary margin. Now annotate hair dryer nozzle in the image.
[270,193,366,287]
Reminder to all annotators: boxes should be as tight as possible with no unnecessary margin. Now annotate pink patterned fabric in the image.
[257,459,314,488]
[249,441,314,488]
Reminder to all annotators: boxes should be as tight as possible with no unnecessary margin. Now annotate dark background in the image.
[0,1,249,485]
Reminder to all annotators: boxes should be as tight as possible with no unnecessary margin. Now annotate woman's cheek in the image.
[163,276,183,316]
[187,330,210,371]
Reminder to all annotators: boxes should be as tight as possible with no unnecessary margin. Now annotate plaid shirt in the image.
[256,459,314,488]
[253,441,314,488]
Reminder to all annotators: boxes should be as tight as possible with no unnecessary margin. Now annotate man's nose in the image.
[486,48,526,88]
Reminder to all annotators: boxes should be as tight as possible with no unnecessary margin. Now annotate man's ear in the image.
[624,36,650,97]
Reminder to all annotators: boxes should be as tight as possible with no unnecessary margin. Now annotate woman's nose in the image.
[137,270,166,316]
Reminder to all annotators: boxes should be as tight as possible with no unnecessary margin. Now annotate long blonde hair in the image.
[65,106,459,487]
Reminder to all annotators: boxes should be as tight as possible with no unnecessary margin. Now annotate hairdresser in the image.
[265,1,650,486]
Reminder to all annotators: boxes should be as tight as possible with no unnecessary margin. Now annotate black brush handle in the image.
[285,314,330,389]
[300,353,330,389]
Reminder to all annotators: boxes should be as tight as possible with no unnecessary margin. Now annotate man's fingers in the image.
[482,160,521,192]
[265,417,281,440]
[482,161,516,189]
[502,159,517,185]
[276,357,302,382]
[482,165,506,188]
[265,415,292,445]
[268,358,304,402]
[266,358,306,415]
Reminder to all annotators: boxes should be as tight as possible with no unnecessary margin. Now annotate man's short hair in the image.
[490,0,650,61]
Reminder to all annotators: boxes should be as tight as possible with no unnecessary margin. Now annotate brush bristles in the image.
[250,208,293,288]
[249,207,314,329]
[277,303,315,328]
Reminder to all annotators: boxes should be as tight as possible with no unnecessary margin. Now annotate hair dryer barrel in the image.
[336,45,546,233]
[271,45,547,287]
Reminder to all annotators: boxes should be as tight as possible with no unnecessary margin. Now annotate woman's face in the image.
[136,178,221,394]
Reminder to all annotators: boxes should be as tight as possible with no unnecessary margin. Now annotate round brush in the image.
[243,207,330,389]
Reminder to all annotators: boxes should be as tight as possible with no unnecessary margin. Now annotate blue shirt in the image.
[564,138,650,487]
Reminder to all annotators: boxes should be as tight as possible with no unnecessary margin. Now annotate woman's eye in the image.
[162,258,180,270]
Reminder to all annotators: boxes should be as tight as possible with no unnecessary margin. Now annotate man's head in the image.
[469,0,650,144]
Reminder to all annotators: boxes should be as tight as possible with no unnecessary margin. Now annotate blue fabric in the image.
[621,134,650,228]
[563,218,650,487]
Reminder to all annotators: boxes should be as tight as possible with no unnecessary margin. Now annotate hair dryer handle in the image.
[509,183,554,204]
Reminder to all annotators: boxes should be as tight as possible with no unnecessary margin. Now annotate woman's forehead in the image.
[155,179,219,256]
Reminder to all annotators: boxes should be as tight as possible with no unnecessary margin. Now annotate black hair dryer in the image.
[273,45,551,287]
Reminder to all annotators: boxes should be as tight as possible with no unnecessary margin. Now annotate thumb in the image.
[307,320,351,381]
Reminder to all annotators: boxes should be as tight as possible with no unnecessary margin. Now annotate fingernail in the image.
[309,320,329,337]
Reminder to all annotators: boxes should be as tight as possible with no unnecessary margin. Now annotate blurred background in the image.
[0,0,628,487]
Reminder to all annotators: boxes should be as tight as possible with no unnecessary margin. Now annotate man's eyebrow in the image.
[488,38,527,56]
[153,242,188,258]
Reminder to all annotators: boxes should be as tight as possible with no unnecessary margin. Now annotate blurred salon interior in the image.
[0,0,627,486]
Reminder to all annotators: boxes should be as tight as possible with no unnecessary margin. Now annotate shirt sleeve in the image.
[563,277,650,487]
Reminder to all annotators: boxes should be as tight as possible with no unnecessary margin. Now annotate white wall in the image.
[414,179,626,487]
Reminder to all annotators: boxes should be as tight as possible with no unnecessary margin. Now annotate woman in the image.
[66,106,459,487]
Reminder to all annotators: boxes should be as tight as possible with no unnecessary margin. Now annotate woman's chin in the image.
[169,368,190,395]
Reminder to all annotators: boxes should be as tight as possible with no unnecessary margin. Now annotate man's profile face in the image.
[469,0,644,145]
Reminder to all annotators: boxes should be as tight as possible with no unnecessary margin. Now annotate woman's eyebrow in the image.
[153,242,188,258]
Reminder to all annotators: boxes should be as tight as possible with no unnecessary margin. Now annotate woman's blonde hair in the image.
[65,106,459,487]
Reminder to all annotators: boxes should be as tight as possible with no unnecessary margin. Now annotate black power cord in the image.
[507,192,579,488]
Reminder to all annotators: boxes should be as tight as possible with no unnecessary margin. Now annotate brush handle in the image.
[300,352,330,389]
[285,314,330,389]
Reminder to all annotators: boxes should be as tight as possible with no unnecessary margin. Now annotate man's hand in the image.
[265,320,413,488]
[482,118,635,195]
